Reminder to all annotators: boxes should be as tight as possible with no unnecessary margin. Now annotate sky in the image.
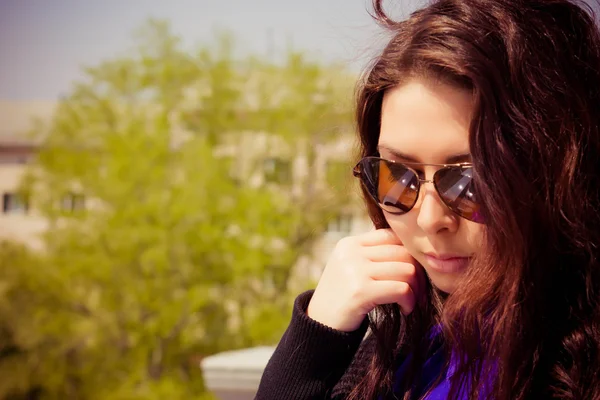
[0,0,427,100]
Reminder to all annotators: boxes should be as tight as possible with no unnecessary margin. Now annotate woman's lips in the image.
[424,253,470,273]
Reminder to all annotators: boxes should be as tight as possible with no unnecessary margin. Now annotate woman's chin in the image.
[425,269,464,294]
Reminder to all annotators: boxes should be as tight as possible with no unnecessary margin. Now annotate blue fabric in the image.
[379,326,495,399]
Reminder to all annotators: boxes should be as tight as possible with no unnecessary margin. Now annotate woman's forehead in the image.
[379,79,473,164]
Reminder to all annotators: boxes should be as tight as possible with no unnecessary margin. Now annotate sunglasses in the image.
[353,156,484,223]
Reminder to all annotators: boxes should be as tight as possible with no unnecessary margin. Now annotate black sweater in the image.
[255,290,376,399]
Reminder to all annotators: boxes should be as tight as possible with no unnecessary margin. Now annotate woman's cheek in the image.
[385,216,416,249]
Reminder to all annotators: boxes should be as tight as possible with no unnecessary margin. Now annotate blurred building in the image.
[0,100,371,399]
[0,100,371,267]
[0,101,56,249]
[212,130,372,286]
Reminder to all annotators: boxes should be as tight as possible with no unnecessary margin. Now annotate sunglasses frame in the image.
[353,156,479,222]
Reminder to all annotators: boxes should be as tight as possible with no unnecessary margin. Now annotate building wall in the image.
[0,100,373,281]
[0,101,56,249]
[0,147,47,249]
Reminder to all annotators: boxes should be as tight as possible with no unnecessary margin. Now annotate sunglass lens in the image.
[360,158,419,214]
[433,166,483,223]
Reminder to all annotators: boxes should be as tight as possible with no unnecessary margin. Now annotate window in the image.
[263,157,291,184]
[0,154,30,164]
[61,193,86,212]
[327,212,354,235]
[3,193,30,215]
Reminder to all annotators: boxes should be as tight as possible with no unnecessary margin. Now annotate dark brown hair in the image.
[350,0,600,399]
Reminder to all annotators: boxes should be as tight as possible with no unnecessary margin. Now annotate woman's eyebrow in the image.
[377,145,421,162]
[377,144,471,164]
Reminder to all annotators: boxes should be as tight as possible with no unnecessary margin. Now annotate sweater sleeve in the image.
[255,290,370,400]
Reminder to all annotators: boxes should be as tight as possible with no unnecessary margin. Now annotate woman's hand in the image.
[307,228,425,332]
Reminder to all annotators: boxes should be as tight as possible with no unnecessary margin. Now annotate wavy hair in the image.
[349,1,600,399]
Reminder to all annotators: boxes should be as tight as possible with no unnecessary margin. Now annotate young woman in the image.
[255,0,600,398]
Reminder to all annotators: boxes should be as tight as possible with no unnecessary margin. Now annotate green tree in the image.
[1,19,357,399]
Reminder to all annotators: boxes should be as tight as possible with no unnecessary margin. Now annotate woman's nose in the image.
[415,184,459,234]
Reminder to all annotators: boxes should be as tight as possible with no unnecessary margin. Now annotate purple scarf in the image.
[379,325,496,399]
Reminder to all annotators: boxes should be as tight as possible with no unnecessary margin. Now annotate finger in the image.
[368,280,417,315]
[368,262,420,292]
[362,244,411,262]
[357,228,402,246]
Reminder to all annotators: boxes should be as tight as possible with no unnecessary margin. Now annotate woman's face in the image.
[378,78,483,294]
